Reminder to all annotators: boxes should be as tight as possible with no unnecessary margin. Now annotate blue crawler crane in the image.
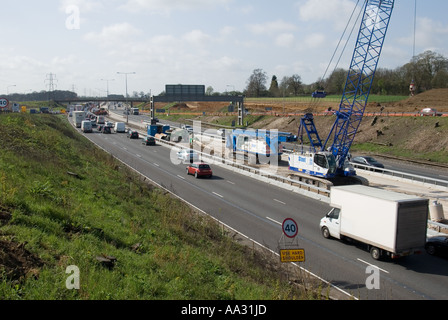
[289,0,395,179]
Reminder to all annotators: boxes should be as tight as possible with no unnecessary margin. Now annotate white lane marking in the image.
[227,180,235,185]
[153,163,160,167]
[212,192,224,198]
[177,175,185,180]
[266,217,282,225]
[274,199,286,205]
[357,258,389,274]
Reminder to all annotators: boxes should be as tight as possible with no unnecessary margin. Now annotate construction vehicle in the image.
[289,0,395,179]
[226,129,283,165]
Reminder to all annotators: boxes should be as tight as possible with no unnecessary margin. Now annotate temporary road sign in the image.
[282,218,298,238]
[280,249,305,263]
[0,98,9,109]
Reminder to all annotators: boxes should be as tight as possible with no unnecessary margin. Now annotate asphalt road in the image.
[76,115,448,300]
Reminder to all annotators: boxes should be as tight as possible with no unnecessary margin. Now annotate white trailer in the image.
[73,111,85,128]
[320,185,428,260]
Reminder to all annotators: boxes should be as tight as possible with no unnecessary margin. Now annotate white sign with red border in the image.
[282,218,298,238]
[0,98,9,109]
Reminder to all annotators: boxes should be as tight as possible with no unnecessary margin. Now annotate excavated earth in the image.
[185,88,448,161]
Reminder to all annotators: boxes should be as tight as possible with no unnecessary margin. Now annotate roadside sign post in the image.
[0,98,9,109]
[279,218,305,263]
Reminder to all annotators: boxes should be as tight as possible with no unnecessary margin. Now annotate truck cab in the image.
[320,207,341,239]
[289,151,337,179]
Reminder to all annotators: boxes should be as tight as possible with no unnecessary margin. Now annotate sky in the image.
[1,0,448,97]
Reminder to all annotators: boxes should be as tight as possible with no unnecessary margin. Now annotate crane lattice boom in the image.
[324,0,395,174]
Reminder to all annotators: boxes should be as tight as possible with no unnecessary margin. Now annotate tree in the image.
[288,74,303,96]
[206,86,214,96]
[245,69,268,97]
[404,50,448,92]
[324,68,347,95]
[268,75,280,97]
[278,75,303,96]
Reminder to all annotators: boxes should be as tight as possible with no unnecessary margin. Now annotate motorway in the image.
[73,113,448,300]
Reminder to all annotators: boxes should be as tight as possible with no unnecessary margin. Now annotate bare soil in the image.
[190,89,448,158]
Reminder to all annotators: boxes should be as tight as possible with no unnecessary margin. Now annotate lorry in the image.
[320,185,429,260]
[131,108,139,115]
[73,111,85,128]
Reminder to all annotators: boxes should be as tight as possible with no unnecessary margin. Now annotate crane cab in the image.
[288,151,337,179]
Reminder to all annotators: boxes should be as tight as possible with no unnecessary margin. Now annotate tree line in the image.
[244,50,448,98]
[3,90,78,102]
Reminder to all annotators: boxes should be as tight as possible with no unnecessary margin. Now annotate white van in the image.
[97,116,105,125]
[81,120,93,133]
[114,122,126,133]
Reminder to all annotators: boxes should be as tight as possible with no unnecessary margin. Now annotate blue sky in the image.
[1,0,447,97]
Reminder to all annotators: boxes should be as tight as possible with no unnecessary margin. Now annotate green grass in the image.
[0,113,323,300]
[351,143,448,164]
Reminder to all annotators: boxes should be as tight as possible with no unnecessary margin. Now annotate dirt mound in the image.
[0,239,44,281]
[0,204,44,282]
[386,88,448,112]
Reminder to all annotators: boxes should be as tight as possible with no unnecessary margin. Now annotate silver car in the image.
[177,149,199,163]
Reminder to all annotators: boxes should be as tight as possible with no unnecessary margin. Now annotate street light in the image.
[117,72,136,123]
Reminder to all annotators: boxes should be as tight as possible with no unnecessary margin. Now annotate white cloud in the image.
[0,54,46,72]
[275,33,295,48]
[304,33,326,49]
[297,0,358,30]
[59,0,104,13]
[84,23,142,46]
[120,0,231,15]
[220,26,236,37]
[414,17,448,50]
[182,29,212,46]
[247,20,297,36]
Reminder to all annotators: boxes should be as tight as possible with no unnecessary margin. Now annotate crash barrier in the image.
[351,163,448,188]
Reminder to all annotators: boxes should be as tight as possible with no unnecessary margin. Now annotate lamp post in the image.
[117,72,136,124]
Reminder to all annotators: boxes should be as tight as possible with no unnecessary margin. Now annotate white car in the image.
[181,124,193,132]
[177,149,199,163]
[420,108,438,116]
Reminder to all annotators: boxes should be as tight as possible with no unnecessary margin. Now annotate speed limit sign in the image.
[0,98,9,109]
[282,218,298,238]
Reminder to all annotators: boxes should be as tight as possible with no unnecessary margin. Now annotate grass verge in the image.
[0,113,324,300]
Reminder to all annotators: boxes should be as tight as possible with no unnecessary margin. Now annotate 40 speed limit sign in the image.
[0,98,9,109]
[282,218,298,238]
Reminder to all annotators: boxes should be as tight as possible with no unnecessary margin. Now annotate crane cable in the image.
[320,0,365,86]
[410,0,417,96]
[311,0,365,110]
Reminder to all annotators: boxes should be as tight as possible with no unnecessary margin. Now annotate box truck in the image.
[320,185,429,260]
[73,111,85,128]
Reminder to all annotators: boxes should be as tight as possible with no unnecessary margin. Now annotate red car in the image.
[186,162,213,179]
